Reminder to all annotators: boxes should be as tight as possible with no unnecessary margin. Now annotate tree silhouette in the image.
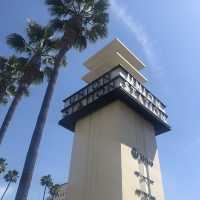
[1,170,19,200]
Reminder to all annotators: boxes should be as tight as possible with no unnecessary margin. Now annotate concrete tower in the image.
[59,39,170,200]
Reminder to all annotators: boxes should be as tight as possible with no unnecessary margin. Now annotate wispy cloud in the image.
[110,0,162,75]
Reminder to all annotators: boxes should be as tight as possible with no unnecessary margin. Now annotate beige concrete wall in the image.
[67,101,165,200]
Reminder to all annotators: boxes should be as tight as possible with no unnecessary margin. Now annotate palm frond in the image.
[45,0,67,17]
[94,0,109,13]
[6,33,26,53]
[14,57,29,73]
[49,18,64,32]
[8,55,17,63]
[0,96,8,105]
[45,0,109,53]
[45,0,64,7]
[26,21,45,43]
[73,35,87,51]
[86,24,107,43]
[44,26,54,38]
[32,71,44,85]
[0,56,7,69]
[46,38,61,50]
[93,12,109,24]
[7,85,17,96]
[16,57,29,66]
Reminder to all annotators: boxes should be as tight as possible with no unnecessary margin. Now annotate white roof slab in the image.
[82,51,147,83]
[82,38,147,83]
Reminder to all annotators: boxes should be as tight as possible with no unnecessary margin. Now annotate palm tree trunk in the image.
[0,84,25,144]
[1,181,11,200]
[0,84,7,101]
[42,186,47,200]
[14,47,70,200]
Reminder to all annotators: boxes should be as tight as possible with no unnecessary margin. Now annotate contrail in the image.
[110,0,162,76]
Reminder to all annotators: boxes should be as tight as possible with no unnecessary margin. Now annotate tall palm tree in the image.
[0,56,27,104]
[1,170,19,200]
[0,158,7,175]
[0,20,57,144]
[15,1,109,200]
[40,175,53,200]
[49,184,60,200]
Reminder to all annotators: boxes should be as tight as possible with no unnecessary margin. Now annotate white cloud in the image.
[110,0,162,75]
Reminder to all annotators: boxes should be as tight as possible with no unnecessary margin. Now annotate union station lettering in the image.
[60,66,169,134]
[125,73,165,113]
[120,81,167,123]
[134,171,154,185]
[120,72,167,123]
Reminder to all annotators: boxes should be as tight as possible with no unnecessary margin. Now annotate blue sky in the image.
[0,0,200,199]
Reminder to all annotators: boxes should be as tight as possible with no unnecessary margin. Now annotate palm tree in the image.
[0,56,11,103]
[0,56,27,104]
[40,175,53,200]
[0,20,57,144]
[49,184,60,200]
[0,158,7,175]
[15,1,109,200]
[1,170,19,200]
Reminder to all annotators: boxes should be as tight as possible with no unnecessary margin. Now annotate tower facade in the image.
[59,39,170,200]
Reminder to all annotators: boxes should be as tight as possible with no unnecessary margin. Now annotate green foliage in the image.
[0,57,7,68]
[6,33,26,53]
[40,175,53,188]
[40,175,62,200]
[26,21,46,43]
[0,97,8,105]
[0,158,7,174]
[0,55,27,104]
[3,20,61,101]
[0,164,19,200]
[7,21,57,57]
[32,71,44,85]
[45,0,109,51]
[4,170,19,183]
[49,184,61,199]
[46,0,72,17]
[40,175,53,200]
[7,19,58,63]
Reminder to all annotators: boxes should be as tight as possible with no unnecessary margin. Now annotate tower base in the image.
[67,101,165,200]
